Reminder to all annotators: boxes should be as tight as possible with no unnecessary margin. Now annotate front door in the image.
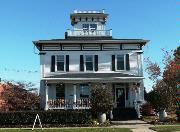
[116,88,125,108]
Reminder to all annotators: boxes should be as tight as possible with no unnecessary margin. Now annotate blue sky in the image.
[0,0,179,91]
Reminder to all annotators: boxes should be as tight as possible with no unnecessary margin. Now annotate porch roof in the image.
[42,73,144,82]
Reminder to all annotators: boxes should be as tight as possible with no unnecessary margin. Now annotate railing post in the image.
[110,29,112,36]
[45,81,49,110]
[73,84,77,109]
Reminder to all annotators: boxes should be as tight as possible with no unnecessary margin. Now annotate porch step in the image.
[112,108,138,121]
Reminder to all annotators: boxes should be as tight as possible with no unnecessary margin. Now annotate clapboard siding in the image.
[41,50,142,77]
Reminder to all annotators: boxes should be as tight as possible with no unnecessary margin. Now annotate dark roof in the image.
[44,73,142,79]
[33,38,149,45]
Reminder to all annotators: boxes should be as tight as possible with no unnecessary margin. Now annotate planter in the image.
[98,113,106,123]
[159,110,167,122]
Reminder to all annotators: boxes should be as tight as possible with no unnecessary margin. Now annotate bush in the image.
[0,110,91,125]
[90,83,113,115]
[141,102,155,116]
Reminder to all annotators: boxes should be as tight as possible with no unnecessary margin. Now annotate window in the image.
[85,55,94,71]
[116,55,125,70]
[82,24,89,30]
[90,24,97,30]
[56,84,65,99]
[57,55,65,71]
[82,24,97,31]
[79,84,90,98]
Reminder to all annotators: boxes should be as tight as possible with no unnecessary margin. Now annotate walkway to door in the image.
[111,120,155,132]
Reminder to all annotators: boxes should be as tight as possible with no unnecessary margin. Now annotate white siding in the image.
[41,50,141,77]
[69,53,79,72]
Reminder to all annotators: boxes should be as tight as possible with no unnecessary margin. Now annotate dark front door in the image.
[116,88,125,108]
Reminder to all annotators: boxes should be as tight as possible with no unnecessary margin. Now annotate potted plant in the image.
[90,83,113,123]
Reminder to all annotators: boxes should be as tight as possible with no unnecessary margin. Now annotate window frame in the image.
[56,55,66,72]
[90,24,97,30]
[82,23,97,31]
[79,84,90,98]
[56,84,65,99]
[115,54,126,71]
[84,55,94,72]
[82,24,89,30]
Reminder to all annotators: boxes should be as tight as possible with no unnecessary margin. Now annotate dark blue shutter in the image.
[94,55,98,71]
[126,54,130,70]
[112,55,115,71]
[66,55,69,72]
[126,83,129,100]
[80,55,84,71]
[51,55,55,72]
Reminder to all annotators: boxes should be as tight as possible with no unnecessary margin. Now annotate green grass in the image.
[150,126,180,132]
[0,128,132,132]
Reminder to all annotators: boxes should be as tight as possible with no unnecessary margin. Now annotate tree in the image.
[1,81,40,111]
[147,80,169,112]
[145,48,179,112]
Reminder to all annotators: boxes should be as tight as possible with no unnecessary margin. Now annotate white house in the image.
[33,10,149,118]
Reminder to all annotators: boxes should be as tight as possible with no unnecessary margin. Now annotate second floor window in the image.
[85,55,94,71]
[112,54,130,71]
[116,55,125,70]
[80,55,98,72]
[57,55,65,71]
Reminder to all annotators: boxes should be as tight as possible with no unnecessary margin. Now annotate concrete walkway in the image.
[111,120,156,132]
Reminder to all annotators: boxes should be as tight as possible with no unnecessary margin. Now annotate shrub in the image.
[90,83,113,115]
[0,110,91,125]
[141,102,155,116]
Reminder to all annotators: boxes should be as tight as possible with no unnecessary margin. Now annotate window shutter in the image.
[94,55,98,71]
[66,55,69,72]
[126,83,129,100]
[80,55,84,71]
[126,54,130,70]
[112,84,115,101]
[112,55,115,71]
[51,55,55,72]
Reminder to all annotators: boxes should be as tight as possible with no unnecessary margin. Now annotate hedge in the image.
[0,110,91,125]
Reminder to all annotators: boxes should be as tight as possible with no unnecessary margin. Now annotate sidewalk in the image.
[111,120,156,132]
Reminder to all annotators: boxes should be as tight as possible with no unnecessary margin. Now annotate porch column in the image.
[73,84,77,109]
[45,82,49,110]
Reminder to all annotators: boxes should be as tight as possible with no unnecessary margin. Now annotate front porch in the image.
[42,81,144,113]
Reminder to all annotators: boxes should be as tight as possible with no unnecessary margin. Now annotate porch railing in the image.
[134,100,142,118]
[47,98,91,109]
[67,29,112,37]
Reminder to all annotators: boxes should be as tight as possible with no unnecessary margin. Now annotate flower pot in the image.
[159,110,167,122]
[98,113,106,123]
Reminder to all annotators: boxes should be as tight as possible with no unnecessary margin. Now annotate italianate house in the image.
[33,10,149,119]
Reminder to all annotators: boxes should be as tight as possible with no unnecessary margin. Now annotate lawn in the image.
[0,128,132,132]
[150,126,180,132]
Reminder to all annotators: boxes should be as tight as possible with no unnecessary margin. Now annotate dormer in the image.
[66,10,112,38]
